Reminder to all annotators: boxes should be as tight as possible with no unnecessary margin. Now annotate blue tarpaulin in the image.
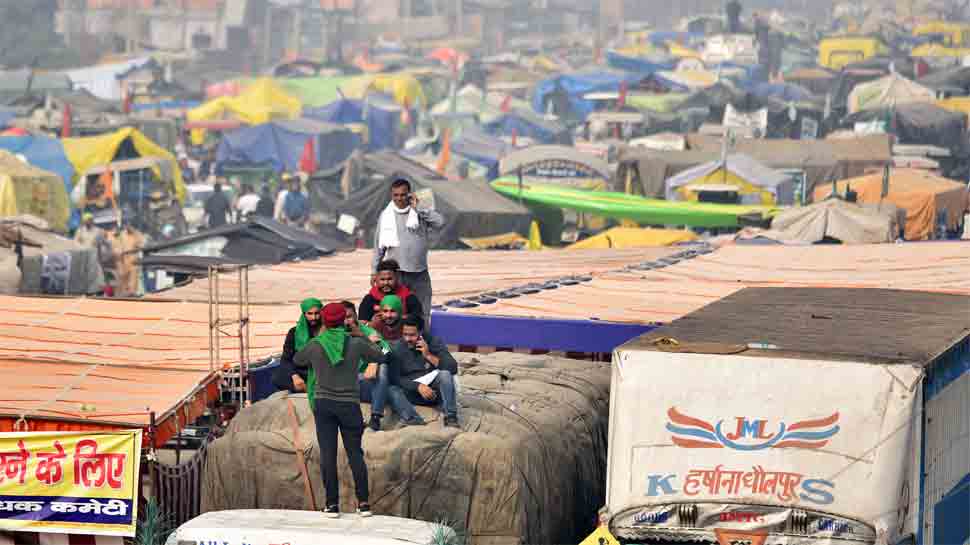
[215,119,361,175]
[483,109,573,145]
[747,82,814,102]
[606,50,676,74]
[532,70,647,122]
[0,135,79,230]
[0,109,15,130]
[304,95,407,151]
[451,128,511,180]
[646,31,703,47]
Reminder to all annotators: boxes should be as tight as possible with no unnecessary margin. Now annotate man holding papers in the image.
[388,316,461,429]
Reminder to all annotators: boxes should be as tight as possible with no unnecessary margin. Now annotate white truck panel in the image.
[607,350,922,543]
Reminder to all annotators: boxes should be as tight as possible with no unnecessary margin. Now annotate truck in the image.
[165,510,457,545]
[605,287,969,545]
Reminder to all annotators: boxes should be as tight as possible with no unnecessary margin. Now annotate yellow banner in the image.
[0,431,141,537]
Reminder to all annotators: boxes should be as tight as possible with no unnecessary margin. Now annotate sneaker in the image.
[323,505,340,518]
[368,414,382,432]
[402,417,426,427]
[444,416,460,429]
[357,502,373,517]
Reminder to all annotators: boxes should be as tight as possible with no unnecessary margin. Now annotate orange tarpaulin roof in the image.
[813,169,968,240]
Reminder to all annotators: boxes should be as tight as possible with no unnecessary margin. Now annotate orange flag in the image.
[436,129,451,176]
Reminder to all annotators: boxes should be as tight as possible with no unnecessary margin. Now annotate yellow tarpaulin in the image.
[62,127,186,203]
[937,96,970,123]
[340,73,426,108]
[667,41,702,59]
[818,37,887,70]
[0,150,71,232]
[187,78,302,144]
[567,227,698,249]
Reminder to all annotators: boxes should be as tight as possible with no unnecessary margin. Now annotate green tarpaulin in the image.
[491,177,776,228]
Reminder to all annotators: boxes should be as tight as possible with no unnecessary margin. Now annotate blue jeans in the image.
[358,364,390,417]
[400,369,458,419]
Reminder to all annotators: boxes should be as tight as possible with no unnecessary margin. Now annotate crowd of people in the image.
[269,177,454,518]
[202,173,309,229]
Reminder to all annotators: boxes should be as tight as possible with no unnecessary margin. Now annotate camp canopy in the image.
[764,198,900,244]
[847,73,936,114]
[304,96,405,151]
[532,70,646,122]
[187,78,302,144]
[567,227,697,249]
[339,73,426,108]
[215,119,361,175]
[0,151,71,232]
[664,154,795,205]
[812,169,968,240]
[482,109,572,145]
[431,85,531,124]
[62,127,186,203]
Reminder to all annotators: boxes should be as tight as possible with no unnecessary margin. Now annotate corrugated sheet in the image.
[923,371,970,545]
[443,242,970,324]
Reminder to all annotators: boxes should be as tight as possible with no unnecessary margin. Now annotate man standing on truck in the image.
[373,178,443,327]
[295,303,383,518]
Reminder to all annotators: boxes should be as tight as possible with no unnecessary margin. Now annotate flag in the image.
[511,128,518,147]
[99,168,115,202]
[500,94,512,113]
[299,137,318,174]
[60,102,72,138]
[122,87,132,114]
[617,81,628,109]
[436,129,451,176]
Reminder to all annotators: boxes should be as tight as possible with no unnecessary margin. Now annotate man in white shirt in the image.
[235,184,260,221]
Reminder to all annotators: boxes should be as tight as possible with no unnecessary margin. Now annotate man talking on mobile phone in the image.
[374,178,443,327]
[387,316,460,429]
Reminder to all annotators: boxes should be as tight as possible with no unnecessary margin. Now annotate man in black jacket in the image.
[388,316,460,428]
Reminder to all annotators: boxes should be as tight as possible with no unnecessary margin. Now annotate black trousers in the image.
[313,398,369,507]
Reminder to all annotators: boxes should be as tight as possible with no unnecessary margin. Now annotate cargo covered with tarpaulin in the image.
[0,135,77,229]
[812,168,968,240]
[215,119,361,175]
[201,352,611,545]
[0,151,71,232]
[491,177,773,228]
[310,151,531,248]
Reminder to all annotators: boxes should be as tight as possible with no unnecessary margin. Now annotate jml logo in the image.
[666,407,841,450]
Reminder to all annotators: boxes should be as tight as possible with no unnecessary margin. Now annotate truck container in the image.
[606,287,968,545]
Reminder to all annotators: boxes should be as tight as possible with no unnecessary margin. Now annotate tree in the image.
[0,0,76,70]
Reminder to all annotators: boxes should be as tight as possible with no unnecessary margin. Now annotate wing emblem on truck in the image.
[666,407,841,450]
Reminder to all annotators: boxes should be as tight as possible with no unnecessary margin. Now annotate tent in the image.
[0,151,71,232]
[187,78,302,144]
[482,108,572,145]
[304,95,406,151]
[532,70,646,122]
[664,154,795,205]
[763,198,900,244]
[62,127,186,203]
[618,135,892,200]
[847,73,936,114]
[605,50,677,74]
[499,145,612,185]
[339,73,426,108]
[451,128,512,181]
[812,169,967,240]
[748,82,815,102]
[783,67,838,96]
[309,151,532,248]
[270,76,357,108]
[431,85,530,124]
[215,119,361,175]
[839,103,967,153]
[0,135,77,229]
[567,227,698,249]
[66,57,154,101]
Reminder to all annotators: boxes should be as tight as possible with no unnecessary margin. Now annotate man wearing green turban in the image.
[272,298,323,393]
[371,294,404,342]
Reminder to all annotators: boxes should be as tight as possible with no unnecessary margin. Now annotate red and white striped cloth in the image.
[0,533,123,545]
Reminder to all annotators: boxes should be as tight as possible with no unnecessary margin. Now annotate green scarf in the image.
[357,322,389,372]
[294,298,323,352]
[307,327,347,411]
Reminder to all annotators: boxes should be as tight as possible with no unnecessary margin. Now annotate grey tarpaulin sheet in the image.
[201,352,611,545]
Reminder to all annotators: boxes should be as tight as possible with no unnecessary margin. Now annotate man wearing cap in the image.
[272,298,322,394]
[295,302,384,518]
[374,178,443,327]
[74,212,103,249]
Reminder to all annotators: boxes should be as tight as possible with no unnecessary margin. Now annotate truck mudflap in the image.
[609,503,876,545]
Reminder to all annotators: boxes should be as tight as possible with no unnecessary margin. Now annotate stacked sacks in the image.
[201,351,611,545]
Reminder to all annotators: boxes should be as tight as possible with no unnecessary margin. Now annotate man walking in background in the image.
[203,182,231,229]
[374,178,443,326]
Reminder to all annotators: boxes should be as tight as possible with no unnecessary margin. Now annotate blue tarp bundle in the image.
[451,128,511,181]
[483,109,573,145]
[0,135,79,230]
[304,95,407,151]
[532,70,646,122]
[606,50,676,74]
[216,119,361,175]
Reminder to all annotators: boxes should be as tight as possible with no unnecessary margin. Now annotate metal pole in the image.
[237,266,245,406]
[207,266,214,374]
[263,6,274,70]
[148,411,158,502]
